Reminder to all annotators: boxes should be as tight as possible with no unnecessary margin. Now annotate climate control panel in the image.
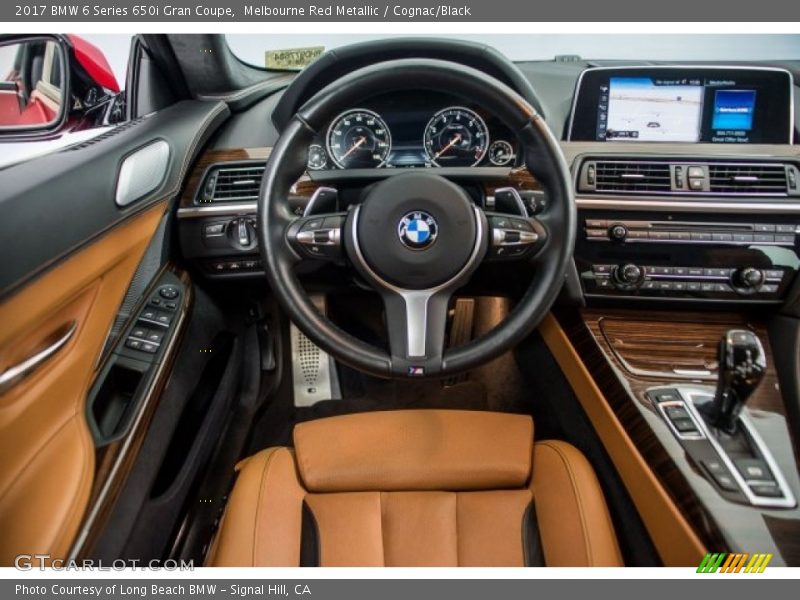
[576,211,800,304]
[588,264,786,299]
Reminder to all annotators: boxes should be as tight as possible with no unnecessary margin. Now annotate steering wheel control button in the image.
[398,211,439,250]
[488,215,540,260]
[293,215,345,260]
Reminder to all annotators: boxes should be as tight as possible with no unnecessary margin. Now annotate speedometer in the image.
[326,109,391,169]
[423,107,489,167]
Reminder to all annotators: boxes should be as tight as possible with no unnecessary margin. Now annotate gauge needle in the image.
[340,136,367,160]
[434,133,462,159]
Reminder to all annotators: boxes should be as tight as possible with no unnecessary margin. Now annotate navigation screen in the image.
[568,67,793,144]
[604,77,704,142]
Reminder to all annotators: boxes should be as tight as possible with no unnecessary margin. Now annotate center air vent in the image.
[197,163,264,203]
[592,161,672,193]
[579,158,800,198]
[708,164,788,194]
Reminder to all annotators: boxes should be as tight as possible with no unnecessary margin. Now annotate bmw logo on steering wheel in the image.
[397,211,439,250]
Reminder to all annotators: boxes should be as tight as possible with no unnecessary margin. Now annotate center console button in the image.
[687,166,705,178]
[733,458,774,482]
[690,232,712,241]
[712,233,733,242]
[734,267,765,289]
[608,223,628,241]
[765,269,784,280]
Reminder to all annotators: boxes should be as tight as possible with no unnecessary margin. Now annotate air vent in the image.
[198,163,264,203]
[708,164,788,195]
[579,158,800,198]
[592,161,672,194]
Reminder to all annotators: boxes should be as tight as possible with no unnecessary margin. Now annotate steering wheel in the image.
[258,59,575,378]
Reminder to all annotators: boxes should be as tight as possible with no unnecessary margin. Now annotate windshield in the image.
[226,34,800,70]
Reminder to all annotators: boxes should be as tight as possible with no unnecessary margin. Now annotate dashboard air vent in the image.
[708,164,788,195]
[579,158,800,198]
[593,161,672,194]
[198,164,264,203]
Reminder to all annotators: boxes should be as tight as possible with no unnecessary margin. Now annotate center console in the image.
[572,156,800,305]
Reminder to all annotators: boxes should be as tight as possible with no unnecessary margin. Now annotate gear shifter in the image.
[705,329,767,434]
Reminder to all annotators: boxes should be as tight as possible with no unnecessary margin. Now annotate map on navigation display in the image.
[605,77,704,142]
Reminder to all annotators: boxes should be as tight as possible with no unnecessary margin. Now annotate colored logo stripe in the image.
[697,552,772,573]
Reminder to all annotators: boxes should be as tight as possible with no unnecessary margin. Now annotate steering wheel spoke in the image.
[484,211,547,261]
[286,212,348,262]
[382,288,451,376]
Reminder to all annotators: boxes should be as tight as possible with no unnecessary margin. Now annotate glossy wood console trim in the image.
[179,147,543,210]
[538,312,707,566]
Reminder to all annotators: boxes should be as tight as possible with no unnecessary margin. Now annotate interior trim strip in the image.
[177,203,257,218]
[577,197,800,213]
[0,321,76,393]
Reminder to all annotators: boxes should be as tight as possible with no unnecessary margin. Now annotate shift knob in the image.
[707,329,766,433]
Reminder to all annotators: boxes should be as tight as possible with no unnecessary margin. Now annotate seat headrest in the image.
[293,409,533,493]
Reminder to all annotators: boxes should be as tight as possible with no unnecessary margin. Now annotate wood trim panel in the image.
[544,308,800,565]
[586,310,785,417]
[538,312,708,566]
[179,147,543,209]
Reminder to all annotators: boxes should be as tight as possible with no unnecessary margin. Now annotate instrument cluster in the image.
[305,91,519,171]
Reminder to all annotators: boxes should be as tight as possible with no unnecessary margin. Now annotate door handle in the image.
[0,321,77,394]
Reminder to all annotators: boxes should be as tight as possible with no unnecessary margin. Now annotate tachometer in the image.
[423,106,489,167]
[326,109,391,169]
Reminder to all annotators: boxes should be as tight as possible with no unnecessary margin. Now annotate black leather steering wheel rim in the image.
[258,58,575,378]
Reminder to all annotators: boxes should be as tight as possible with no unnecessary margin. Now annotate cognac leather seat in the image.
[207,410,623,567]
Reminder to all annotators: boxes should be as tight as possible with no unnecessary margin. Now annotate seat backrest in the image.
[207,410,622,567]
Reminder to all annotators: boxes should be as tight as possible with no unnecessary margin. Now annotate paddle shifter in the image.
[705,330,767,434]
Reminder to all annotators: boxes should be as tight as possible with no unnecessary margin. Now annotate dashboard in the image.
[304,90,520,171]
[178,57,800,312]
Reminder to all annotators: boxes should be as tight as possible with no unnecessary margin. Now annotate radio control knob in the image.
[608,223,628,242]
[614,263,644,286]
[735,267,765,289]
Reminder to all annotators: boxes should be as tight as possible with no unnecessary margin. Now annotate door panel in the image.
[0,96,228,565]
[0,203,167,564]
